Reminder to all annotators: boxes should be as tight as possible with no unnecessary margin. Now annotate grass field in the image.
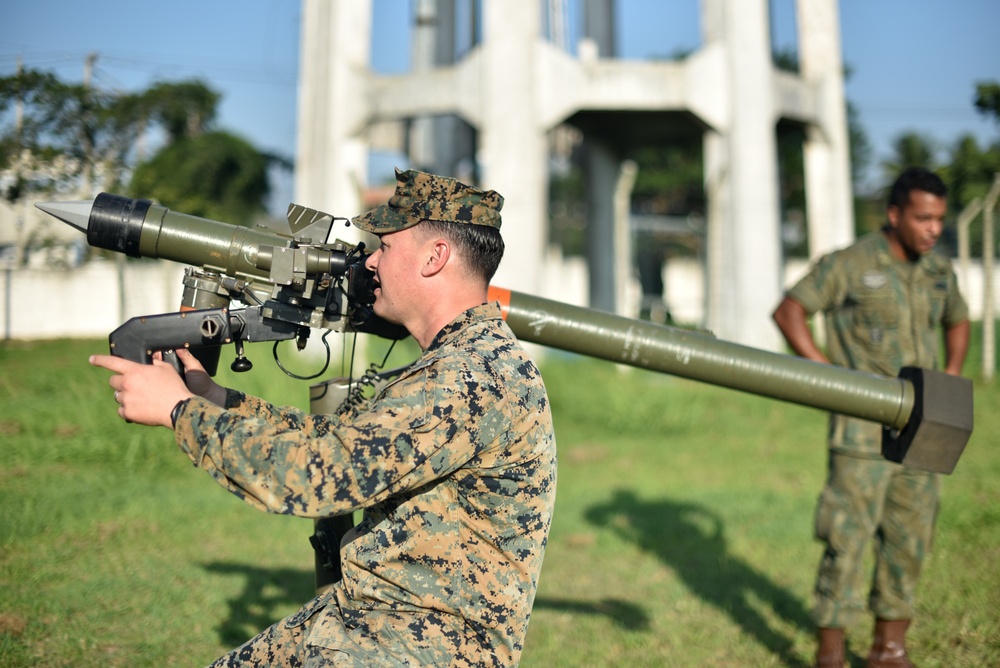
[1,330,998,667]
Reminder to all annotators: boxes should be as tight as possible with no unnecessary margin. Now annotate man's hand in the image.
[772,296,830,365]
[173,348,228,406]
[90,354,194,428]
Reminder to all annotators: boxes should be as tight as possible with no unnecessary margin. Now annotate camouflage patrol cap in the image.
[351,168,503,234]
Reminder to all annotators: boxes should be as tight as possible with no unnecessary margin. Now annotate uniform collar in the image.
[425,302,502,353]
[874,230,897,267]
[875,229,933,270]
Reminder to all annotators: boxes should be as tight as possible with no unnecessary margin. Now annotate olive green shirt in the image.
[787,231,968,455]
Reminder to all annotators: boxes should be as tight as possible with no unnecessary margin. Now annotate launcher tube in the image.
[488,287,914,430]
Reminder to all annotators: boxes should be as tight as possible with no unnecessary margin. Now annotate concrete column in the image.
[410,0,446,170]
[614,160,638,318]
[478,0,548,295]
[292,0,833,349]
[295,0,372,238]
[583,0,616,57]
[581,0,619,312]
[703,129,732,333]
[585,140,619,311]
[701,0,784,351]
[797,0,854,258]
[700,0,725,42]
[410,0,474,178]
[699,0,726,333]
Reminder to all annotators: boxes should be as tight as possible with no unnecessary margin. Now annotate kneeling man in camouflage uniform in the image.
[92,168,558,667]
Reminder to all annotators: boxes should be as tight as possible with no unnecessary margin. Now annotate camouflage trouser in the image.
[811,450,939,628]
[207,592,486,667]
[206,604,367,668]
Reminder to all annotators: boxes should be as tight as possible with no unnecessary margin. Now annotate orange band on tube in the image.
[487,286,511,320]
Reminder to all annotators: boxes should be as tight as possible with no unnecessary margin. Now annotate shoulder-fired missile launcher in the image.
[37,193,972,477]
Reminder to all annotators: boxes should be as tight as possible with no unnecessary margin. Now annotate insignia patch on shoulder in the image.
[861,271,888,290]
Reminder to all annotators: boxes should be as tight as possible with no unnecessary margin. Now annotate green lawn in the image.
[1,332,997,667]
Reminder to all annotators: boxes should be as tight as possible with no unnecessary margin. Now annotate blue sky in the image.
[1,0,997,211]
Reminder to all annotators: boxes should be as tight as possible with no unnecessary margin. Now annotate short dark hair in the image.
[419,220,505,284]
[888,167,947,210]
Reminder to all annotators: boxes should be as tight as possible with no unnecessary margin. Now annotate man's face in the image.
[887,189,946,258]
[364,226,424,324]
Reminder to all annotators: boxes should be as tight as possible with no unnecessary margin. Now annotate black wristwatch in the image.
[170,400,185,428]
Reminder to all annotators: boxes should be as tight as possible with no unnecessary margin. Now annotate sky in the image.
[1,0,998,213]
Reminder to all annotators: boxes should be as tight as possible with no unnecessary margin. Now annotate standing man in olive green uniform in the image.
[91,169,558,667]
[773,167,969,668]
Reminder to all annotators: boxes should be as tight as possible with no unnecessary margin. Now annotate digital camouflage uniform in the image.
[786,230,968,628]
[172,302,557,667]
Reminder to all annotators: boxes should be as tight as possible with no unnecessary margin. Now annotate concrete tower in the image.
[294,0,853,351]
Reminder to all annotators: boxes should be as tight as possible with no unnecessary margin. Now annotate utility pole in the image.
[83,52,97,86]
[14,57,23,134]
[82,51,125,323]
[82,52,98,193]
[13,57,25,268]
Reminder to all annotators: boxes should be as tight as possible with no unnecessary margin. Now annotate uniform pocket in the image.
[853,293,899,329]
[927,286,947,326]
[850,287,898,355]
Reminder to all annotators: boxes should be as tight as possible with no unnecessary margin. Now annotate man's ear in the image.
[886,205,900,229]
[421,238,451,277]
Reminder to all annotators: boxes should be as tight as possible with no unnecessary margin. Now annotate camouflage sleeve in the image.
[220,388,307,421]
[786,252,846,315]
[171,361,502,518]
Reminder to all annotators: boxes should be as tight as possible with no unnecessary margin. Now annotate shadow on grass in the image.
[202,562,315,648]
[532,597,652,631]
[585,489,812,668]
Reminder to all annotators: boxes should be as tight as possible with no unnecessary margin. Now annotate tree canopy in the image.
[861,80,1000,255]
[129,131,270,224]
[974,82,1000,124]
[0,68,146,199]
[0,67,285,235]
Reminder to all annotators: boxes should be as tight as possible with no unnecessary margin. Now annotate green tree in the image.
[974,81,1000,124]
[139,80,221,141]
[129,131,271,225]
[945,135,999,205]
[0,68,146,201]
[628,140,705,218]
[880,131,939,181]
[940,134,1000,257]
[847,101,873,190]
[125,79,291,226]
[930,82,1000,258]
[0,67,285,243]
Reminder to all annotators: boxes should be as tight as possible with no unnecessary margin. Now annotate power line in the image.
[0,48,296,88]
[857,105,982,118]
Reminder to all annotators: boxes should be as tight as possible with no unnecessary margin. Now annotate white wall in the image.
[1,255,994,342]
[2,260,185,340]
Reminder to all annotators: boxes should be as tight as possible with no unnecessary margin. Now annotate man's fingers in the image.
[175,348,207,373]
[94,354,178,379]
[151,357,183,374]
[90,354,140,374]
